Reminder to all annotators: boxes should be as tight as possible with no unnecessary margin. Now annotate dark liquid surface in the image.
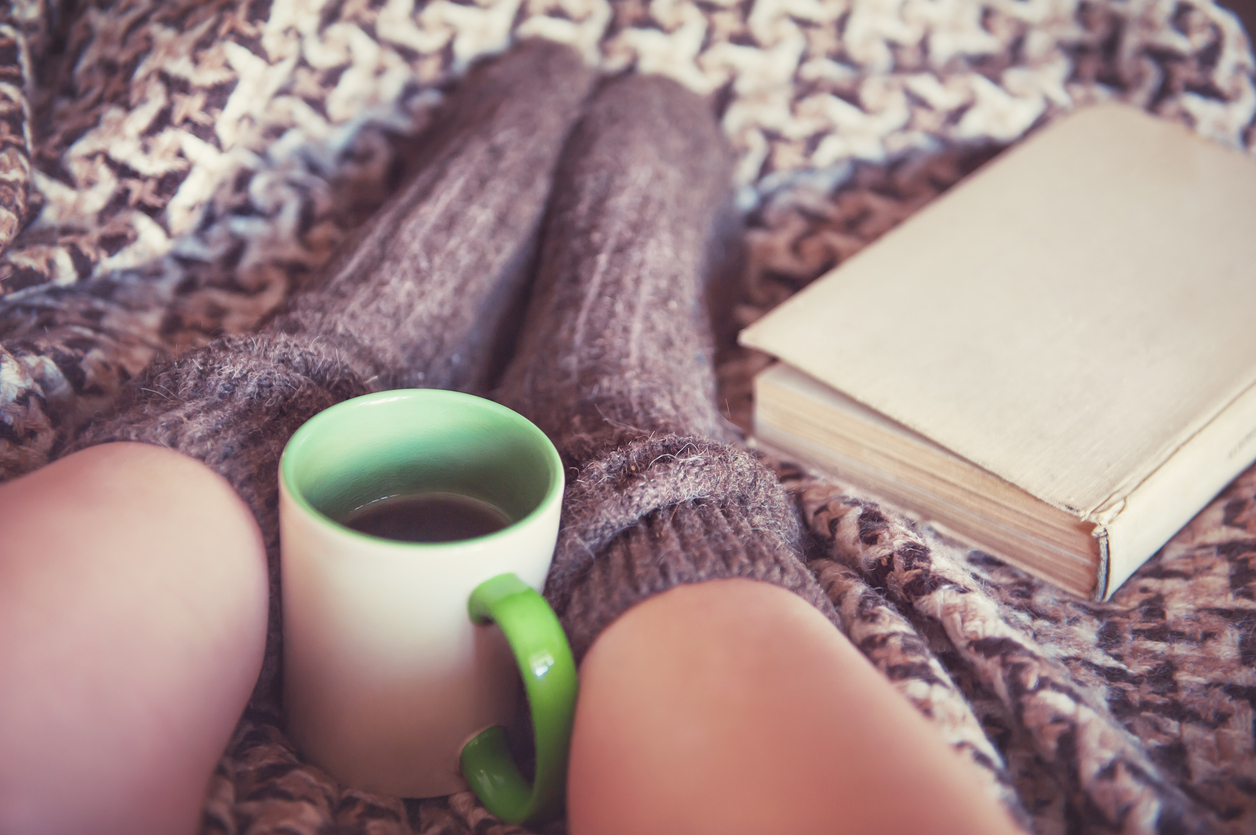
[341,492,512,543]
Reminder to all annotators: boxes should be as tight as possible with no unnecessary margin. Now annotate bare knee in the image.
[0,442,268,835]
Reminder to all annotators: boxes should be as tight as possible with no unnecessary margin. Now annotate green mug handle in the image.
[460,573,578,825]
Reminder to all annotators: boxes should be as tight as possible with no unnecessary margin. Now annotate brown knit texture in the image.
[268,39,595,395]
[497,74,836,662]
[5,5,1253,831]
[72,41,596,703]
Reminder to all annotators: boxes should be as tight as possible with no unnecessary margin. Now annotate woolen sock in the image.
[270,38,595,395]
[496,73,836,663]
[72,40,596,702]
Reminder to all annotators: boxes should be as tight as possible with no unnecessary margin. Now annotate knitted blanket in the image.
[1,2,1253,833]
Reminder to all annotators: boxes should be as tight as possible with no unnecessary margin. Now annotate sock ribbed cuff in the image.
[544,435,837,661]
[73,331,366,482]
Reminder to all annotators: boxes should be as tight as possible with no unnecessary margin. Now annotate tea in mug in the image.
[341,492,512,543]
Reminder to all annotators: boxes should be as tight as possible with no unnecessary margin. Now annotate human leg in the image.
[0,39,595,834]
[0,443,266,835]
[568,578,1018,835]
[73,40,595,704]
[498,74,1022,833]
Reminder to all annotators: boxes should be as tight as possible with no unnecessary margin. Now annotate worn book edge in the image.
[1099,370,1256,596]
[753,363,1256,598]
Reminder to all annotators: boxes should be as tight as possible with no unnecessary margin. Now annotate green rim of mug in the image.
[278,389,565,550]
[460,572,579,825]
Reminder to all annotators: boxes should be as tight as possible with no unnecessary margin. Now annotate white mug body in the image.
[278,390,563,797]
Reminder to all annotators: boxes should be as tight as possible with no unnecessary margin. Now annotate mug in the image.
[278,389,574,824]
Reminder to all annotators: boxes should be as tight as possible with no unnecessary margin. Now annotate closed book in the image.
[739,104,1256,599]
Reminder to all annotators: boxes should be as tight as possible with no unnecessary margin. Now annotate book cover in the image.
[740,104,1256,599]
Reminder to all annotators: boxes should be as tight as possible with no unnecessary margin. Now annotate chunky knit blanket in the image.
[1,2,1254,833]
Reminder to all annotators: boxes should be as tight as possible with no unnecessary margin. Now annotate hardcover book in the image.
[739,104,1256,599]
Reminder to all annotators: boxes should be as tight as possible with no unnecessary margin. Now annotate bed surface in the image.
[0,1,1253,832]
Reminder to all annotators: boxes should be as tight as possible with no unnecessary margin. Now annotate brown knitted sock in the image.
[270,39,594,395]
[72,40,595,702]
[496,74,835,663]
